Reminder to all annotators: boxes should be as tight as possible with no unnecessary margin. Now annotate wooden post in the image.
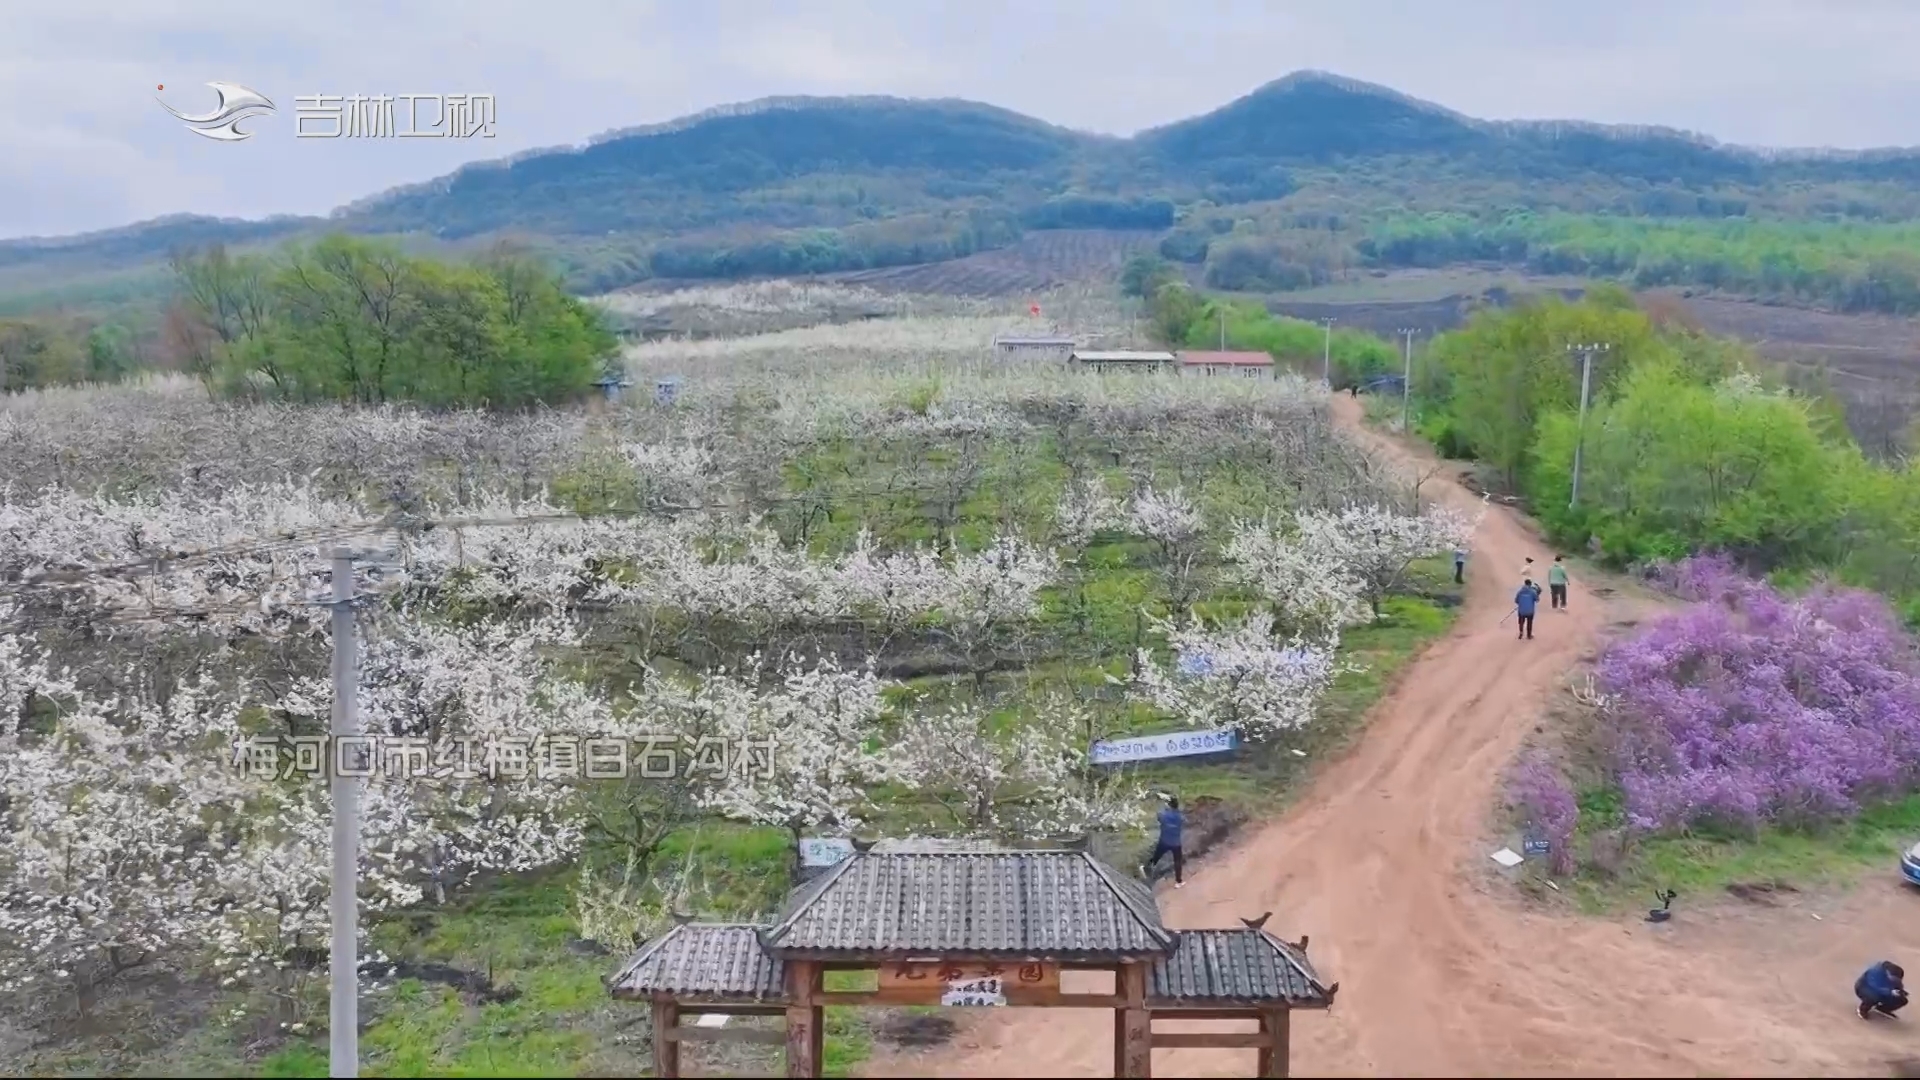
[651,998,681,1078]
[1263,1007,1290,1078]
[1256,1011,1270,1079]
[1112,998,1126,1079]
[785,960,819,1078]
[1119,962,1151,1078]
[809,1003,824,1073]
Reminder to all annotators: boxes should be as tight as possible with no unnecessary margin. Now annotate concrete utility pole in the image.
[329,551,361,1078]
[1217,306,1227,351]
[1320,318,1335,385]
[1396,328,1419,431]
[1567,342,1610,509]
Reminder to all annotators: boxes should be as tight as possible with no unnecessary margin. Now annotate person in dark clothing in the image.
[1514,581,1540,640]
[1143,796,1185,888]
[1857,960,1909,1019]
[1453,547,1467,585]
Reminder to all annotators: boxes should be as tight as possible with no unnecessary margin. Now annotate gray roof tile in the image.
[1149,929,1336,1007]
[607,923,785,1001]
[760,851,1175,960]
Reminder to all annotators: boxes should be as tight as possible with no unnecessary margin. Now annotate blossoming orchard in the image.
[0,304,1476,1033]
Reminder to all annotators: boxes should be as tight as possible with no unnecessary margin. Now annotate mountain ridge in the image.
[7,69,1920,311]
[13,70,1920,253]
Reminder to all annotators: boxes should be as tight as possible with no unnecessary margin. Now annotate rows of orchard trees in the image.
[0,358,1471,1022]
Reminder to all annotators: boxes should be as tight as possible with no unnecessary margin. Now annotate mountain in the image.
[8,71,1920,314]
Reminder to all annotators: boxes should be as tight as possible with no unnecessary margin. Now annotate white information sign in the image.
[941,977,1006,1006]
[798,837,855,868]
[1089,727,1238,765]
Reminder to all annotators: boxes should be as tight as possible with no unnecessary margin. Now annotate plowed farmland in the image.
[823,229,1164,296]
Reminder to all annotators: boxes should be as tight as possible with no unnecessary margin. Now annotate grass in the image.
[1561,788,1920,914]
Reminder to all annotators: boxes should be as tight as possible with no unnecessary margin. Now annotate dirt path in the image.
[864,396,1920,1078]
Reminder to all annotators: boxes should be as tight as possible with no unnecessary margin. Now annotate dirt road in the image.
[865,396,1920,1077]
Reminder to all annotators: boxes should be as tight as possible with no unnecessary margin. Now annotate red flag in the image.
[1029,303,1041,317]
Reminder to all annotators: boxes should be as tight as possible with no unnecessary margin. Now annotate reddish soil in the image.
[862,396,1920,1078]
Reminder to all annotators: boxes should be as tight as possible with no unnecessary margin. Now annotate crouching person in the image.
[1857,960,1909,1019]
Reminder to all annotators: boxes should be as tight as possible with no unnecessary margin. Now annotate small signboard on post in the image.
[798,837,855,868]
[654,376,683,407]
[1522,837,1551,858]
[942,976,1005,1006]
[1089,728,1238,766]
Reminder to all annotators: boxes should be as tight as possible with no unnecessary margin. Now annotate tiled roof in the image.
[1177,350,1274,366]
[606,923,785,1002]
[1070,350,1176,362]
[760,850,1176,960]
[868,838,1012,854]
[1149,928,1337,1007]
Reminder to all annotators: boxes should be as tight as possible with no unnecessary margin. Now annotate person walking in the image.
[1514,580,1540,640]
[1857,960,1909,1019]
[1548,555,1569,612]
[1519,556,1535,587]
[1453,546,1467,585]
[1143,795,1185,888]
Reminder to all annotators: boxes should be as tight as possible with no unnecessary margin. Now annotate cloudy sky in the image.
[7,0,1919,240]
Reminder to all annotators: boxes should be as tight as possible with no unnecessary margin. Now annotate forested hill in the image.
[8,70,1920,310]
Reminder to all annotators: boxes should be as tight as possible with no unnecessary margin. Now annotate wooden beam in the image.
[677,1004,789,1017]
[785,960,820,1078]
[813,989,1109,1008]
[663,1025,787,1046]
[1150,1032,1271,1050]
[650,999,680,1079]
[809,1004,824,1074]
[1119,962,1151,1078]
[1148,1008,1268,1021]
[1265,1007,1291,1078]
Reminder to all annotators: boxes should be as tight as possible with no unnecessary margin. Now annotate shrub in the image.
[1508,751,1578,875]
[1597,556,1920,834]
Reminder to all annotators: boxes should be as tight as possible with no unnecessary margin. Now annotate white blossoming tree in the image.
[1221,518,1370,644]
[694,655,891,856]
[1132,609,1339,740]
[1294,504,1478,616]
[884,695,1149,839]
[1226,503,1479,624]
[1124,485,1209,610]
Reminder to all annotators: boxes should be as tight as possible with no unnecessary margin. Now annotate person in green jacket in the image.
[1548,555,1569,611]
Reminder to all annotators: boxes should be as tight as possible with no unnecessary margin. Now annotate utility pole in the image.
[1217,306,1227,351]
[1396,327,1418,431]
[1320,317,1335,385]
[329,551,361,1079]
[1567,342,1610,509]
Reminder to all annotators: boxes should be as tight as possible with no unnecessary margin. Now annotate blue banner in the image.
[1089,728,1239,765]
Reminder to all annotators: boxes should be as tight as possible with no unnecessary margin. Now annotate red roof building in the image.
[1176,350,1275,377]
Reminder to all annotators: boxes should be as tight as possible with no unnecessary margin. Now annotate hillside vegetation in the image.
[9,70,1920,320]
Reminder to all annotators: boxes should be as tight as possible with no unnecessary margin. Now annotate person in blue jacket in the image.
[1514,580,1541,641]
[1857,960,1909,1019]
[1142,795,1185,888]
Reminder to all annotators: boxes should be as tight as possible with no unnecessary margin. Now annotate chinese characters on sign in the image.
[229,733,775,782]
[295,93,496,138]
[880,962,1059,1004]
[942,977,1005,1007]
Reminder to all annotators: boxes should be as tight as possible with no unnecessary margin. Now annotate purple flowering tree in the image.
[1508,751,1578,875]
[1598,556,1920,834]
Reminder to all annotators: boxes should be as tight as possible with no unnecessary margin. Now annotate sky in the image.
[7,0,1920,240]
